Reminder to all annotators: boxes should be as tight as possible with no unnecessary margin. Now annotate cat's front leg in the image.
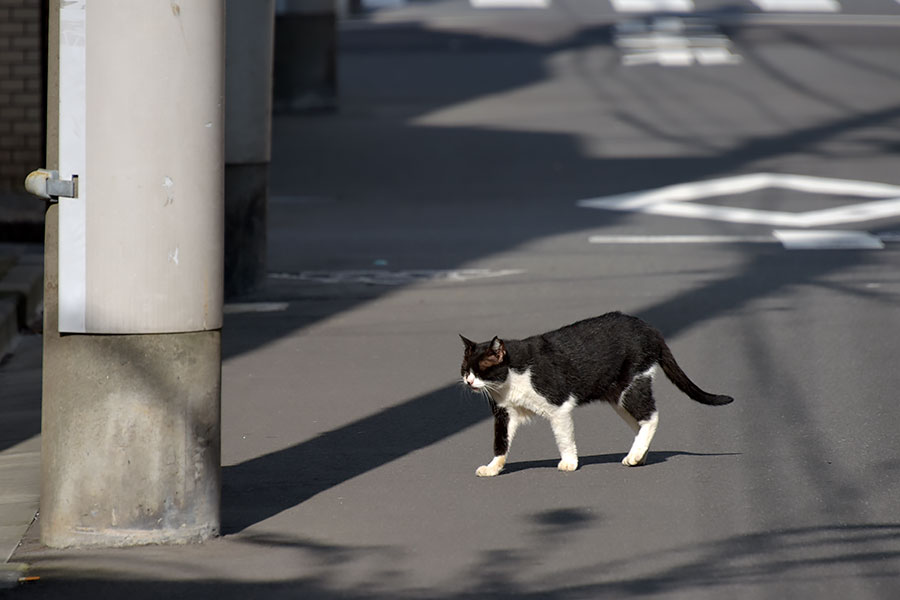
[550,402,578,472]
[476,455,506,477]
[477,404,513,477]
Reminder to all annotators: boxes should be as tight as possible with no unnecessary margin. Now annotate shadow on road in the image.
[216,23,900,530]
[8,10,900,599]
[221,383,482,534]
[17,522,900,598]
[222,242,882,533]
[502,449,741,474]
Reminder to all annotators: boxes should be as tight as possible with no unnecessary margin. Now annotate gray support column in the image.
[225,0,275,297]
[40,0,224,548]
[41,209,222,547]
[273,0,337,113]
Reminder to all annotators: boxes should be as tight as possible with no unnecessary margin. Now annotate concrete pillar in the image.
[41,209,222,547]
[273,0,337,113]
[225,0,275,297]
[40,0,224,548]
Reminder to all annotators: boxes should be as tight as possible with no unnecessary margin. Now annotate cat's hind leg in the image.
[617,370,659,467]
[623,412,658,467]
[611,402,640,435]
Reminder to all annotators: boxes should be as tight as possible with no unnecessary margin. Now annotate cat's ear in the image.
[490,336,507,361]
[459,334,476,352]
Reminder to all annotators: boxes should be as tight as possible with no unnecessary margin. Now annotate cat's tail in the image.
[658,343,734,406]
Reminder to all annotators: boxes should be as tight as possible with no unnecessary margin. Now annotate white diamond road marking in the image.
[588,231,890,250]
[750,0,840,12]
[578,173,900,228]
[269,269,524,286]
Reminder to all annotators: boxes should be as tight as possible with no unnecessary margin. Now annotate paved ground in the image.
[0,248,43,589]
[4,0,900,598]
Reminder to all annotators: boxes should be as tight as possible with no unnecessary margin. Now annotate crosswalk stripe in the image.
[470,0,551,7]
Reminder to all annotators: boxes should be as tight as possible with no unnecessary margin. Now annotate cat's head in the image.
[459,334,508,391]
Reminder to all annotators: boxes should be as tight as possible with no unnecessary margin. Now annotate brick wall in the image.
[0,0,45,201]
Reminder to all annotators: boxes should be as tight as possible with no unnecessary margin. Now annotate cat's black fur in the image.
[460,311,733,476]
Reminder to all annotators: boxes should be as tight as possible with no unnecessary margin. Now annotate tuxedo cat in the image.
[460,312,733,476]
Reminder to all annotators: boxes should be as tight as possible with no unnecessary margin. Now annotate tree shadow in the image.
[459,522,900,599]
[7,13,900,598]
[254,14,900,357]
[12,6,892,548]
[16,522,900,598]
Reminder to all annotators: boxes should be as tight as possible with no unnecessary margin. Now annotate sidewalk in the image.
[0,245,43,589]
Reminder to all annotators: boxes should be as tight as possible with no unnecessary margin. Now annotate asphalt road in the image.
[14,1,900,598]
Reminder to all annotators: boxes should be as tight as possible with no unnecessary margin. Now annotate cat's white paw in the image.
[476,464,501,477]
[476,456,506,477]
[622,453,647,467]
[557,457,578,472]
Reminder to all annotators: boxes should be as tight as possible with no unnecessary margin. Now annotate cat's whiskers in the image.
[479,381,507,404]
[455,380,473,403]
[459,376,504,406]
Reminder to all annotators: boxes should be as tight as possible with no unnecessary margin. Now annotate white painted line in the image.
[588,234,775,244]
[223,302,290,314]
[750,0,840,12]
[773,230,884,250]
[694,46,744,66]
[578,173,900,228]
[618,36,741,67]
[470,0,550,8]
[269,269,525,286]
[611,0,694,12]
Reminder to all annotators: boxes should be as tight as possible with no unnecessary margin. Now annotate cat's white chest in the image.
[493,368,556,418]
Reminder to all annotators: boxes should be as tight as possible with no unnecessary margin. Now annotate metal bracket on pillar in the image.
[24,169,78,201]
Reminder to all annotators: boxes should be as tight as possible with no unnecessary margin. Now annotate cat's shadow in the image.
[503,450,740,474]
